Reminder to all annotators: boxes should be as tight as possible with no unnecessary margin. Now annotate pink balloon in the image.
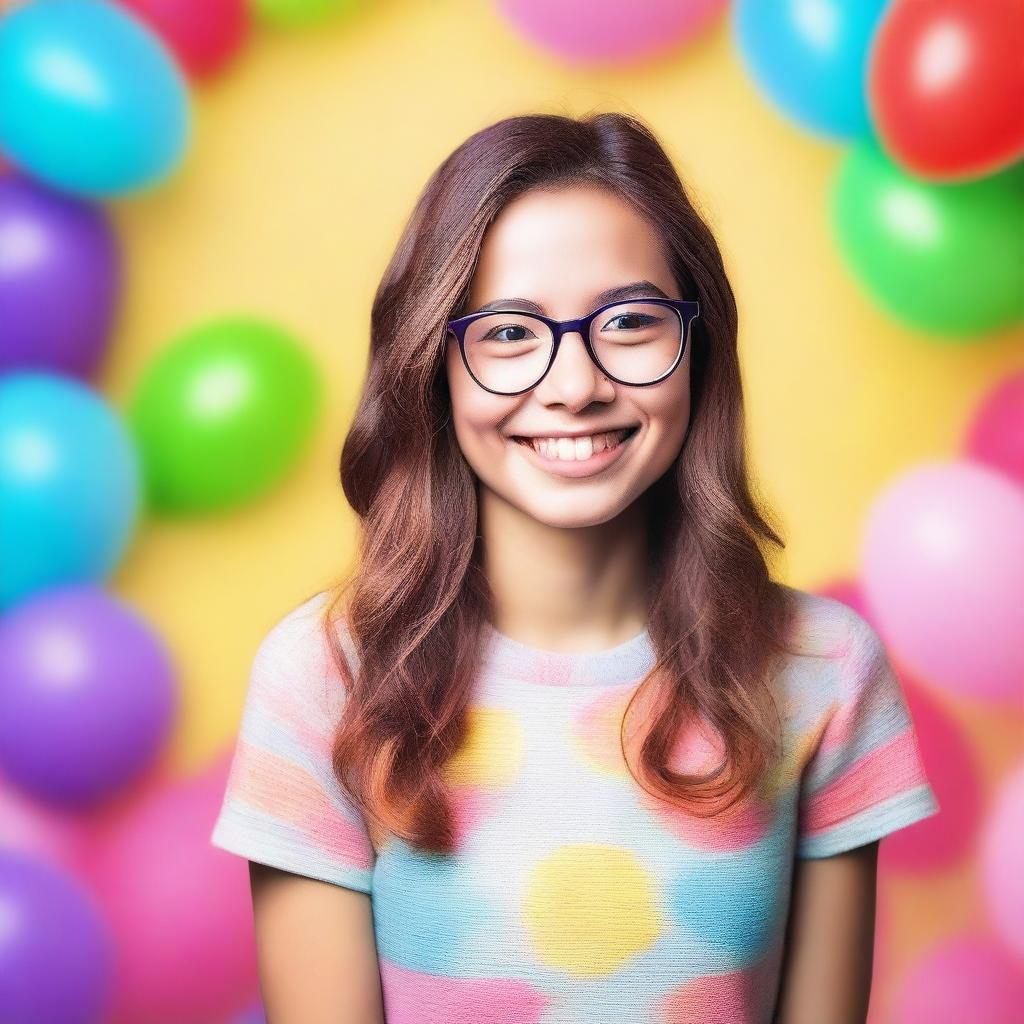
[964,371,1024,485]
[78,751,259,1023]
[879,679,981,872]
[494,0,726,65]
[891,933,1024,1024]
[861,460,1024,703]
[981,758,1024,958]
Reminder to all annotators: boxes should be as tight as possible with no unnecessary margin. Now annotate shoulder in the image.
[782,585,879,661]
[776,586,893,718]
[250,590,355,718]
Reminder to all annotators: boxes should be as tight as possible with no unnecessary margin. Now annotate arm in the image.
[250,862,386,1024]
[773,840,879,1024]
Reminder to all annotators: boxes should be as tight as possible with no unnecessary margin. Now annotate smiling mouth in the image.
[510,425,640,462]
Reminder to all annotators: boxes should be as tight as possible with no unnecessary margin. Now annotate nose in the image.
[534,329,611,409]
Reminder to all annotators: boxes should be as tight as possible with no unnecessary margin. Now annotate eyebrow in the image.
[472,280,672,315]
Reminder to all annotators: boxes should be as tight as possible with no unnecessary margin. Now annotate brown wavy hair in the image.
[320,110,804,855]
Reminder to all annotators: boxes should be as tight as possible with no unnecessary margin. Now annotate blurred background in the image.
[0,0,1021,1021]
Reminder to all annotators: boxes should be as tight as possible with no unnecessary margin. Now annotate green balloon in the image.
[129,317,322,514]
[831,140,1024,338]
[253,0,363,27]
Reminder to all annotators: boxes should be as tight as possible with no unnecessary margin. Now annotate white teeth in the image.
[527,428,631,461]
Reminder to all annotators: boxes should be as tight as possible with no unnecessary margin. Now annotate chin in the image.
[513,494,635,530]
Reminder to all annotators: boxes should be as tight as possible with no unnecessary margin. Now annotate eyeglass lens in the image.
[461,301,684,394]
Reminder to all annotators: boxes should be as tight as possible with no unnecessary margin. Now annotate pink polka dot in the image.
[380,958,551,1023]
[642,715,776,851]
[448,785,499,853]
[656,938,783,1023]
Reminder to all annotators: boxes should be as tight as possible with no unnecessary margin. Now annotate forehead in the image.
[467,185,674,314]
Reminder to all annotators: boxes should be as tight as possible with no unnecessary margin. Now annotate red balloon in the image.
[115,0,250,80]
[868,0,1024,180]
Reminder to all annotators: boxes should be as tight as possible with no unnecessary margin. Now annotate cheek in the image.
[638,364,692,446]
[446,347,516,456]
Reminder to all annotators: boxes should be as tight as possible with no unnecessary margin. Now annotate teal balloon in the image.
[128,316,323,514]
[734,0,889,139]
[832,141,1024,337]
[0,0,191,196]
[0,373,142,610]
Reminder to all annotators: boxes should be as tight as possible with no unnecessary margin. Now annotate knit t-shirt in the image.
[210,587,939,1024]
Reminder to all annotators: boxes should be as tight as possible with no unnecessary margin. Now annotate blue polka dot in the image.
[372,838,490,975]
[667,811,793,967]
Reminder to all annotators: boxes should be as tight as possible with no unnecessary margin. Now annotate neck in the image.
[479,485,650,651]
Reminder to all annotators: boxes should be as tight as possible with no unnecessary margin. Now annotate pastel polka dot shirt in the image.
[211,588,939,1023]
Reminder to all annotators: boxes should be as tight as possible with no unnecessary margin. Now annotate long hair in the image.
[321,110,804,855]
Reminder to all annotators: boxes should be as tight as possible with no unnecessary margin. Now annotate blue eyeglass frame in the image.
[446,297,701,397]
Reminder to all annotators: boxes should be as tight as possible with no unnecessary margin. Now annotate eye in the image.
[483,323,537,343]
[603,312,660,331]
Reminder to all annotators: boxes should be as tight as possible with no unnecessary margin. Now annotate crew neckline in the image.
[481,621,656,686]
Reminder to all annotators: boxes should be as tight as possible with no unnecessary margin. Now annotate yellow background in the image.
[98,3,1021,1018]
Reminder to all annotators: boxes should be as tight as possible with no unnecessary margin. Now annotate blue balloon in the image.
[0,373,142,609]
[0,0,191,196]
[733,0,890,139]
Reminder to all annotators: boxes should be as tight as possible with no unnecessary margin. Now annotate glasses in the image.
[446,297,701,396]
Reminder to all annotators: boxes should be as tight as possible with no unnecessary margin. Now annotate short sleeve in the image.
[210,592,376,893]
[796,609,940,859]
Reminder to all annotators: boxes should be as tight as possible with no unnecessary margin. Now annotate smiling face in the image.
[444,184,693,529]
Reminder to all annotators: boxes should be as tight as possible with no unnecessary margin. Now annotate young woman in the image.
[211,111,938,1024]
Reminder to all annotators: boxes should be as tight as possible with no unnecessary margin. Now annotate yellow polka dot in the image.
[523,844,663,976]
[442,707,522,787]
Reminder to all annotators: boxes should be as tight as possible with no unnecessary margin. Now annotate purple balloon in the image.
[0,172,119,377]
[0,584,177,807]
[0,849,113,1023]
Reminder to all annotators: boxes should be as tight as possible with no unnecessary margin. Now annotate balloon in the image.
[115,0,250,79]
[78,753,259,1023]
[0,585,177,808]
[832,140,1024,335]
[253,0,363,28]
[868,0,1024,180]
[0,373,142,610]
[890,933,1024,1024]
[964,371,1024,485]
[861,460,1024,704]
[494,0,726,66]
[980,758,1024,958]
[128,316,322,514]
[733,0,889,139]
[0,849,114,1024]
[0,173,120,377]
[878,679,980,872]
[0,0,191,196]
